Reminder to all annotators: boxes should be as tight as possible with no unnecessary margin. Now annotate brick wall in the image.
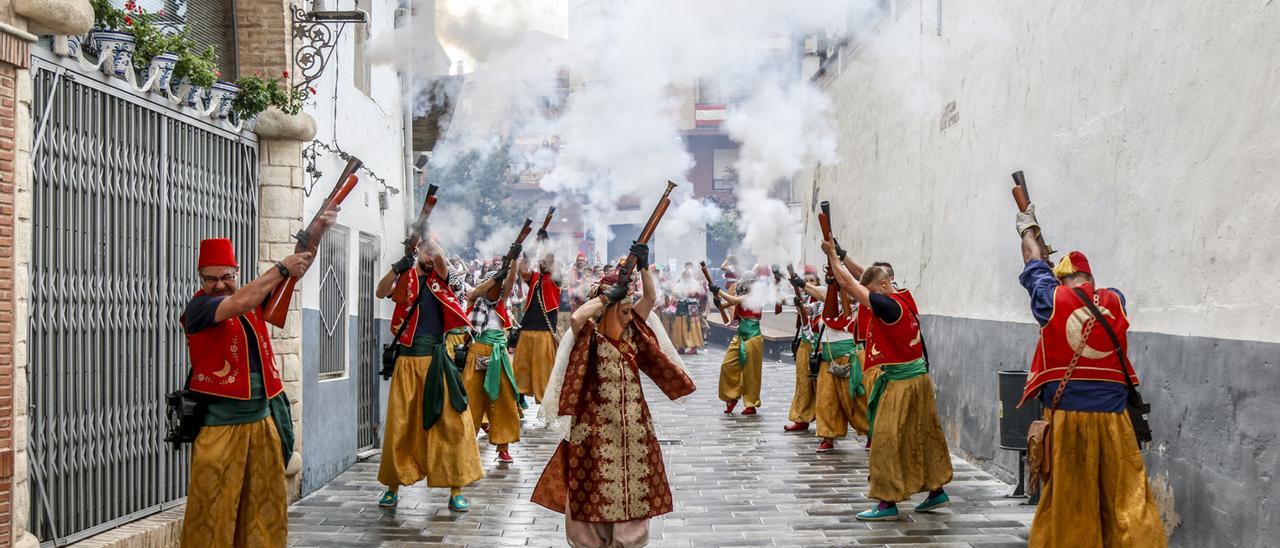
[0,61,16,548]
[234,0,291,80]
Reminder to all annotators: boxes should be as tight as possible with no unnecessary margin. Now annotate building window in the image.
[712,148,739,190]
[132,0,238,80]
[354,0,372,94]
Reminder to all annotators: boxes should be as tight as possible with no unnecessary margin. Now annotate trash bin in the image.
[998,369,1042,450]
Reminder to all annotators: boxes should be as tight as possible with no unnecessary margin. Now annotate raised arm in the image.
[800,283,825,300]
[423,237,449,275]
[633,267,657,319]
[718,290,744,306]
[821,239,872,308]
[214,252,312,323]
[571,294,607,334]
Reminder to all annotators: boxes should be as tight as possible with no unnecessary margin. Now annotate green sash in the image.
[476,329,521,407]
[865,357,929,441]
[404,334,468,430]
[735,318,762,367]
[821,339,865,398]
[268,393,294,466]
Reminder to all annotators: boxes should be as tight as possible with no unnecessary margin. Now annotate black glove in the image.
[494,266,511,283]
[604,282,629,304]
[789,275,806,289]
[507,243,523,259]
[709,284,722,296]
[391,254,415,275]
[630,242,650,269]
[536,229,549,241]
[833,238,848,261]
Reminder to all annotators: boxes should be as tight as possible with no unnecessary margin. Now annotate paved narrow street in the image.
[288,346,1033,547]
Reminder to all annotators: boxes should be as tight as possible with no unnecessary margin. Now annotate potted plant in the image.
[87,0,135,76]
[230,71,311,122]
[171,45,218,108]
[127,3,183,92]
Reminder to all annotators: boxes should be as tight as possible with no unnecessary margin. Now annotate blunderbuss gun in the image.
[263,156,362,327]
[615,181,677,285]
[537,206,556,239]
[701,261,731,323]
[485,218,534,301]
[1011,170,1055,260]
[403,160,439,257]
[817,201,854,320]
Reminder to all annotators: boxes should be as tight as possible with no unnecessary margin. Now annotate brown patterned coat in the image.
[531,316,696,522]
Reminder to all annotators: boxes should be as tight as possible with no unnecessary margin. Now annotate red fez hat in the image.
[1052,250,1093,279]
[576,252,586,260]
[600,273,619,286]
[803,264,817,275]
[198,238,238,269]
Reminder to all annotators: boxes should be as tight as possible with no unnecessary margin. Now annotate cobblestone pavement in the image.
[289,346,1034,547]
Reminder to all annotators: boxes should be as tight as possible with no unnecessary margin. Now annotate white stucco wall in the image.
[795,0,1280,343]
[300,0,411,336]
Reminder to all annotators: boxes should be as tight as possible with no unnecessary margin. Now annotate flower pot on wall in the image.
[89,29,136,77]
[143,52,180,93]
[206,81,240,120]
[170,78,206,109]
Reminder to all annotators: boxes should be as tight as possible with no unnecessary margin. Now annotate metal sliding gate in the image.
[356,234,380,451]
[28,55,259,545]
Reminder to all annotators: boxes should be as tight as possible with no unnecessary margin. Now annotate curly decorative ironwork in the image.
[303,139,397,198]
[291,4,349,96]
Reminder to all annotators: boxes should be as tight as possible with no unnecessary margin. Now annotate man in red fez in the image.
[513,231,564,403]
[1015,205,1165,546]
[179,211,332,547]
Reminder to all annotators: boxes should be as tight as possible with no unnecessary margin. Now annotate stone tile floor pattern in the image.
[289,346,1034,547]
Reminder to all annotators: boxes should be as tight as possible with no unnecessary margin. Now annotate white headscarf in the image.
[538,311,688,440]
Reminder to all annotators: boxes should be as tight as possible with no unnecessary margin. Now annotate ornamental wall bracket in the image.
[290,4,368,95]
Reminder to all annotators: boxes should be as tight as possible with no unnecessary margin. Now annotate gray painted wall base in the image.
[301,309,391,496]
[920,314,1280,547]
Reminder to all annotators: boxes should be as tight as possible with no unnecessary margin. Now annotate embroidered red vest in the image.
[805,295,823,332]
[183,293,283,400]
[1019,284,1137,406]
[864,292,925,369]
[529,272,561,310]
[855,303,872,343]
[819,285,856,332]
[390,268,471,345]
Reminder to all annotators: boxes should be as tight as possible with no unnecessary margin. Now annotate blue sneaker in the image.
[856,504,899,521]
[377,490,398,508]
[448,494,470,512]
[915,491,951,512]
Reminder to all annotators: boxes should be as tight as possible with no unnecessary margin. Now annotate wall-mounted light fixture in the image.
[291,5,369,97]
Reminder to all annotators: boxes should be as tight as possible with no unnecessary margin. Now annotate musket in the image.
[262,156,362,327]
[485,218,534,301]
[817,200,854,320]
[701,261,731,323]
[403,184,440,257]
[1011,171,1055,259]
[786,264,809,327]
[615,181,677,285]
[536,206,556,238]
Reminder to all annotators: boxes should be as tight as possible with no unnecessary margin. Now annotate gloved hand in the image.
[708,284,722,296]
[604,281,629,304]
[1017,203,1040,238]
[536,229,549,241]
[789,275,806,289]
[392,254,415,275]
[507,243,523,259]
[630,241,650,269]
[494,266,510,283]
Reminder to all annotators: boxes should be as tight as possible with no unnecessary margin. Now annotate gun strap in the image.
[1070,288,1136,388]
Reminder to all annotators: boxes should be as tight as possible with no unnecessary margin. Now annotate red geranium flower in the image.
[308,86,316,94]
[282,70,290,78]
[124,15,133,25]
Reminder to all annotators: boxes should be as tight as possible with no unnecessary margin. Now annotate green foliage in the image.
[173,45,218,89]
[231,72,309,119]
[707,168,741,244]
[129,14,182,68]
[90,0,126,30]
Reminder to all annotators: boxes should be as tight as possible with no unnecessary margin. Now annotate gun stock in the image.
[263,157,362,327]
[616,181,677,283]
[1010,171,1054,258]
[700,261,731,323]
[403,184,440,256]
[486,218,534,301]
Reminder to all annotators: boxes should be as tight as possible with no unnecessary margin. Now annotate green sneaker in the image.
[914,491,951,512]
[448,494,470,512]
[855,504,899,521]
[377,490,398,508]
